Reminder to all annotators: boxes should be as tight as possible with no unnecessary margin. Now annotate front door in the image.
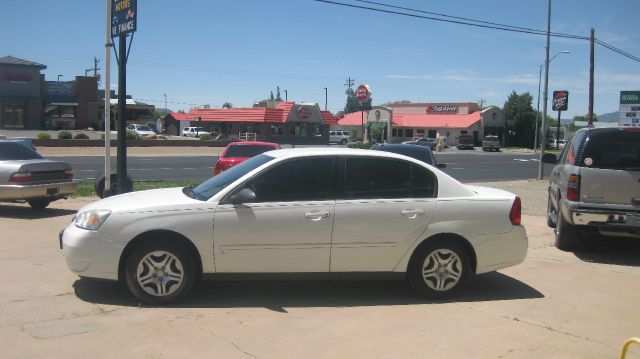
[213,157,336,272]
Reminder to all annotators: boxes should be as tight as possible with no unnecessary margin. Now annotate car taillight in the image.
[509,196,522,225]
[9,172,32,183]
[64,169,74,180]
[567,174,581,201]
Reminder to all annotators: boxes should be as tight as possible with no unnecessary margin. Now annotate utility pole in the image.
[588,28,595,127]
[478,99,486,110]
[344,77,355,90]
[164,93,167,113]
[284,90,288,102]
[537,0,552,180]
[93,56,100,77]
[324,87,328,111]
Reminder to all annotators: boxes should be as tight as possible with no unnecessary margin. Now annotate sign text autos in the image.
[111,0,137,37]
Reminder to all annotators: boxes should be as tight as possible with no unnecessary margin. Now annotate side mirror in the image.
[541,153,558,164]
[227,188,256,204]
[437,163,447,169]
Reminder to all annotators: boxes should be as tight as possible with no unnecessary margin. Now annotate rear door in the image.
[330,157,437,272]
[578,129,640,210]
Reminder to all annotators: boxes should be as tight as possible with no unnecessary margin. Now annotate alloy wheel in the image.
[136,250,185,297]
[422,249,463,291]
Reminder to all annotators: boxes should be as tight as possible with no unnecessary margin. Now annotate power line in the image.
[313,0,640,63]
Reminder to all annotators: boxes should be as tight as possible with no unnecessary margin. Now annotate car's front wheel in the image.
[340,138,348,145]
[124,239,197,304]
[408,238,471,299]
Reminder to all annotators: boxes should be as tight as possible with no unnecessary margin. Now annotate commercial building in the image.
[0,56,46,129]
[164,101,338,145]
[334,102,506,146]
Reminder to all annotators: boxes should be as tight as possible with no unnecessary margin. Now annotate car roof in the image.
[265,147,427,162]
[228,141,279,147]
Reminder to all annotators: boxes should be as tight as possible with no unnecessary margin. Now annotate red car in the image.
[214,141,281,175]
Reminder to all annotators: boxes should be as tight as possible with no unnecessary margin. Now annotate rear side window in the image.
[225,145,277,158]
[0,142,42,160]
[582,130,640,170]
[343,157,437,199]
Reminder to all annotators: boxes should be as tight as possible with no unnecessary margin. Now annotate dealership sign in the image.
[111,0,137,37]
[297,106,312,120]
[619,91,640,128]
[552,91,569,112]
[355,84,371,103]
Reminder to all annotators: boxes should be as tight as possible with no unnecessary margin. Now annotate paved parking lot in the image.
[0,181,639,358]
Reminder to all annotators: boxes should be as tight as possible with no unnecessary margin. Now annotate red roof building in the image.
[164,102,338,145]
[334,103,505,146]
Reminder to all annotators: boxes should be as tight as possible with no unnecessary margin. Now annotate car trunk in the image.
[17,160,72,183]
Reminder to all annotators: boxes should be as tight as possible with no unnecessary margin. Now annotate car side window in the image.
[343,157,435,199]
[246,157,334,202]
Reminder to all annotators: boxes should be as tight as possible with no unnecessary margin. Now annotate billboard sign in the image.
[619,91,640,128]
[552,90,569,111]
[355,84,371,103]
[111,0,137,37]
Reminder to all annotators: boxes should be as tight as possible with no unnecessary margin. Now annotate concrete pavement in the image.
[0,182,638,358]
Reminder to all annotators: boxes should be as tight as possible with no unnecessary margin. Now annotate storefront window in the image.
[271,124,284,136]
[404,129,413,138]
[3,107,25,129]
[312,124,323,136]
[290,123,308,137]
[392,128,398,137]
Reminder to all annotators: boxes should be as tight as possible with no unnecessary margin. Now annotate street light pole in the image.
[57,74,63,81]
[284,90,288,102]
[534,50,569,152]
[537,0,552,180]
[324,87,328,111]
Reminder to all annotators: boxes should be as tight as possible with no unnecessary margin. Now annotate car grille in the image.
[31,170,67,183]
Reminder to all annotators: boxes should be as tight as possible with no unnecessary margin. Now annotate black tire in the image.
[547,195,556,228]
[555,203,579,251]
[340,138,348,145]
[95,172,133,198]
[408,238,471,299]
[124,239,198,304]
[28,199,50,210]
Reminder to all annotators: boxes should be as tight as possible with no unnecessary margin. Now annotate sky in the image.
[2,0,639,118]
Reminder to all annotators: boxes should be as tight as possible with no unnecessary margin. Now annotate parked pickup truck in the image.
[482,135,501,152]
[457,134,474,150]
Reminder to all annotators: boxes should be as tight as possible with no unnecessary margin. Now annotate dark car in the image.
[457,134,474,150]
[372,143,446,168]
[543,127,640,250]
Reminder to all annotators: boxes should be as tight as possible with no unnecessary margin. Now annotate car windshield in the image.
[224,145,277,158]
[0,142,43,160]
[137,125,152,131]
[190,154,275,200]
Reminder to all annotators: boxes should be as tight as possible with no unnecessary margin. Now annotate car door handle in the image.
[304,211,330,220]
[401,209,425,218]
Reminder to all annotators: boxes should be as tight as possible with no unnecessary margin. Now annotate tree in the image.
[222,102,233,109]
[573,114,598,122]
[344,87,372,114]
[275,86,283,102]
[269,91,275,101]
[503,91,535,148]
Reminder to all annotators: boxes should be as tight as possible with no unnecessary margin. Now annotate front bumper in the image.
[0,180,78,201]
[60,223,124,280]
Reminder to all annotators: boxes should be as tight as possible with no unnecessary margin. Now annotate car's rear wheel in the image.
[547,195,556,228]
[408,238,471,299]
[555,202,579,251]
[27,199,50,210]
[124,239,197,304]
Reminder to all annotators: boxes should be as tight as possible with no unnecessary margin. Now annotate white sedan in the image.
[61,148,527,304]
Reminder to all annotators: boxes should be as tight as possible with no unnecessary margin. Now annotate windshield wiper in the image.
[182,185,196,199]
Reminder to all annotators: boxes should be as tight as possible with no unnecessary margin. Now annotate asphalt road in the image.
[51,150,553,183]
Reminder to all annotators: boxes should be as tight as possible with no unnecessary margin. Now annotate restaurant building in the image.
[334,102,506,146]
[164,101,338,145]
[0,56,46,129]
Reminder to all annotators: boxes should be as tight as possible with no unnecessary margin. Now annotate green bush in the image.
[101,133,105,140]
[36,132,51,140]
[346,141,372,149]
[125,130,138,140]
[57,130,72,140]
[73,133,90,140]
[199,133,212,140]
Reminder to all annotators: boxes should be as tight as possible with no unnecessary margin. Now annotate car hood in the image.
[78,187,205,213]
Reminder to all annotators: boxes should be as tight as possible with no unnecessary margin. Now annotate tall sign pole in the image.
[552,90,569,149]
[111,0,137,194]
[355,84,371,142]
[103,0,112,197]
[588,28,595,127]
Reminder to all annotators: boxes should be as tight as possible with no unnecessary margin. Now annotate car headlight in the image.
[74,210,111,230]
